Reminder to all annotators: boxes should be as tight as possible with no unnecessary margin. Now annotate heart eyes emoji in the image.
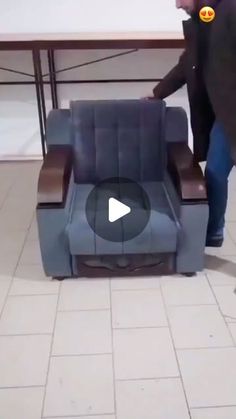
[199,6,215,23]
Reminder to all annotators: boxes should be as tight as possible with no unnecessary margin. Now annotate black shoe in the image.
[206,236,224,247]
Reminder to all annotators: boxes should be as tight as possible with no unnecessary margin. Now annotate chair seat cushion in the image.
[67,182,180,255]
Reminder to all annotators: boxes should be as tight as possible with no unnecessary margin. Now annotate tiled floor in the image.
[0,162,236,419]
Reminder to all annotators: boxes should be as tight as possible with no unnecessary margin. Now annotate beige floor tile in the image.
[0,231,26,276]
[112,289,167,328]
[2,195,36,214]
[0,277,11,313]
[43,355,114,417]
[168,305,234,349]
[178,348,236,407]
[227,222,236,242]
[0,335,51,387]
[205,255,236,285]
[19,240,42,265]
[10,264,59,295]
[226,204,236,222]
[111,276,160,290]
[0,387,44,419]
[206,270,236,287]
[0,197,7,209]
[9,186,37,201]
[116,378,189,419]
[0,231,26,254]
[10,177,39,194]
[228,191,236,202]
[191,407,236,419]
[213,286,236,322]
[27,217,38,241]
[0,183,12,208]
[0,247,21,265]
[161,277,215,306]
[228,324,236,344]
[2,162,236,418]
[0,295,58,335]
[113,328,179,380]
[0,207,33,232]
[52,310,112,355]
[205,232,236,257]
[0,257,19,277]
[59,279,110,311]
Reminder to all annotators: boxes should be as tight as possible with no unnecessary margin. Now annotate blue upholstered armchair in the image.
[37,100,208,279]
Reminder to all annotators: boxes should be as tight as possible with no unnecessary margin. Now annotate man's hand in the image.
[141,96,156,100]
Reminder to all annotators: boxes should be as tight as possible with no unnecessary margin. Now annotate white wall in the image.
[0,0,191,159]
[0,0,185,34]
[0,48,191,159]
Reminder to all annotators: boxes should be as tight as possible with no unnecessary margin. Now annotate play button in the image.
[108,198,131,223]
[85,177,151,242]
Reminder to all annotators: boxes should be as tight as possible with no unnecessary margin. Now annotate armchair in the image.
[37,100,208,279]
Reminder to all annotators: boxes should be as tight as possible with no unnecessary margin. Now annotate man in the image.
[147,0,236,247]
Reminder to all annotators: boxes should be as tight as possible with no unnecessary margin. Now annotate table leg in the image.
[48,49,58,109]
[32,48,47,158]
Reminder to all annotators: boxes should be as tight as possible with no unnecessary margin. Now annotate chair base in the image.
[53,276,70,281]
[74,253,175,278]
[53,271,197,280]
[51,256,199,280]
[183,272,197,277]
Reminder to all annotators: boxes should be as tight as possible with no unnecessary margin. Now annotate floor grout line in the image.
[0,385,44,390]
[0,212,35,321]
[175,345,236,351]
[205,273,236,348]
[40,281,62,419]
[7,293,60,298]
[116,376,180,382]
[57,308,111,313]
[159,282,192,419]
[109,279,117,419]
[190,404,236,410]
[0,279,13,320]
[113,325,168,330]
[0,180,16,210]
[111,286,161,292]
[51,353,113,358]
[43,413,115,418]
[0,333,53,337]
[163,303,217,308]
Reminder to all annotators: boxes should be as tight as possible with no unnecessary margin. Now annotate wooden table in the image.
[0,32,185,156]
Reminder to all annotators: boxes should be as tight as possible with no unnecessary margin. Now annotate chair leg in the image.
[183,272,196,277]
[53,276,67,281]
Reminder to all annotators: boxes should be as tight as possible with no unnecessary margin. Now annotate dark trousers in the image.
[205,121,234,239]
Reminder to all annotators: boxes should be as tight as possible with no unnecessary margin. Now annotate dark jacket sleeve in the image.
[153,51,187,99]
[229,0,236,44]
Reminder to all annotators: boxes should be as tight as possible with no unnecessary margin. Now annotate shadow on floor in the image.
[205,254,236,279]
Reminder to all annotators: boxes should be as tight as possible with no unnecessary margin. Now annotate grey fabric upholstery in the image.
[46,109,71,146]
[70,100,166,183]
[67,181,179,255]
[37,100,208,277]
[165,107,188,143]
[37,173,75,277]
[123,181,180,254]
[175,204,209,273]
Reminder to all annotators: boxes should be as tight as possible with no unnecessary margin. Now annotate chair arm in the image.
[167,142,207,203]
[37,145,73,207]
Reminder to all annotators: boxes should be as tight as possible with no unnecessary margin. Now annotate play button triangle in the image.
[108,198,131,223]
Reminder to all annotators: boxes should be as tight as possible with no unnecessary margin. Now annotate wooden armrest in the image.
[37,145,73,207]
[168,142,207,202]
